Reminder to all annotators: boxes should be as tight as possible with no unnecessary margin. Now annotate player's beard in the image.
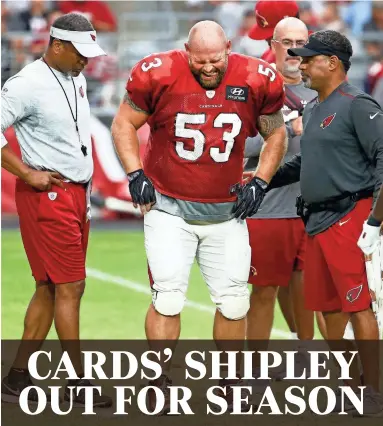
[302,75,312,89]
[283,61,301,79]
[191,57,227,89]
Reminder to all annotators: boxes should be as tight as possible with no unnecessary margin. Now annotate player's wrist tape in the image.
[367,215,381,227]
[127,169,144,182]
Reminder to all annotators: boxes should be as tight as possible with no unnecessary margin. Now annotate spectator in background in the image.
[213,0,246,39]
[3,0,31,13]
[248,0,299,64]
[320,1,346,33]
[363,1,383,34]
[231,7,267,57]
[58,0,117,32]
[18,0,49,32]
[364,0,383,32]
[362,1,383,78]
[298,1,320,31]
[26,10,64,62]
[1,11,13,87]
[4,0,54,31]
[339,0,372,36]
[1,6,28,84]
[365,57,383,96]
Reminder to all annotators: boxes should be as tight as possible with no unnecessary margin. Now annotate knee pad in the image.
[218,296,250,320]
[152,291,185,316]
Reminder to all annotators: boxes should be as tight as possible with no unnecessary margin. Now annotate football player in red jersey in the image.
[112,20,287,413]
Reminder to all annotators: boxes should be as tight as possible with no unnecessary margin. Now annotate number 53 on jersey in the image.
[126,50,285,202]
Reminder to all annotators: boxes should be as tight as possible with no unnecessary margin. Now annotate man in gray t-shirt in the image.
[245,18,321,355]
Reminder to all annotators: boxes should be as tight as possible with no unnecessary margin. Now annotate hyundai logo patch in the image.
[226,85,248,102]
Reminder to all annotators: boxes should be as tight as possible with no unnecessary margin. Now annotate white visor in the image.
[50,27,106,58]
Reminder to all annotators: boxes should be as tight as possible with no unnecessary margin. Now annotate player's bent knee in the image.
[218,297,250,320]
[153,291,185,316]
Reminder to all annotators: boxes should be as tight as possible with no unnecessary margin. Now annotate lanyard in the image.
[42,58,87,157]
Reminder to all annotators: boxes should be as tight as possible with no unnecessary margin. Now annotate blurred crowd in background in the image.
[1,0,382,110]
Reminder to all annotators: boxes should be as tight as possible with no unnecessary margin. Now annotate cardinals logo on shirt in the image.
[320,113,336,129]
[90,34,96,41]
[346,284,363,303]
[79,86,84,98]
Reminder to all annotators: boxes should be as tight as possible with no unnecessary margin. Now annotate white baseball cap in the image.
[50,26,106,58]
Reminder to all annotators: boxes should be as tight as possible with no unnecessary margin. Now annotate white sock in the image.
[291,332,298,340]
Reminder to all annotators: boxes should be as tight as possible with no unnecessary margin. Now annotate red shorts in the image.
[15,179,90,284]
[304,198,373,313]
[247,218,306,286]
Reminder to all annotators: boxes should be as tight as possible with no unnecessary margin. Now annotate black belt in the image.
[296,187,374,224]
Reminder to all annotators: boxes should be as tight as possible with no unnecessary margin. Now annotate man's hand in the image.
[128,169,156,214]
[24,170,65,191]
[2,144,64,191]
[290,116,303,136]
[357,220,381,256]
[232,176,268,220]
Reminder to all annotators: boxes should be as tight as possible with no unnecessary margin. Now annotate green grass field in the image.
[2,230,376,426]
[1,228,297,340]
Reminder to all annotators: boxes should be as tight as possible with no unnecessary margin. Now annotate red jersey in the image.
[127,50,284,203]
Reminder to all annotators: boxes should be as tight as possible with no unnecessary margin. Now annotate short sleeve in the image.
[1,76,33,133]
[258,67,285,116]
[1,134,8,148]
[126,55,159,114]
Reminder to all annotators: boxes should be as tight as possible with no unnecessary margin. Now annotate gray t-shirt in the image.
[268,81,383,236]
[245,82,316,219]
[1,59,93,183]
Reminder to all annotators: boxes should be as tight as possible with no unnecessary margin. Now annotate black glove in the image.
[127,169,156,205]
[232,177,268,220]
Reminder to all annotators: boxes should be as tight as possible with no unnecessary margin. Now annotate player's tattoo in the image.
[122,92,149,114]
[257,110,284,138]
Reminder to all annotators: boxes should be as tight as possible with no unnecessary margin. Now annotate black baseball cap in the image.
[287,35,351,63]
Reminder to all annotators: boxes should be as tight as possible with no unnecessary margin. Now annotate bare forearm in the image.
[256,132,287,182]
[111,119,142,174]
[111,92,150,174]
[1,145,31,179]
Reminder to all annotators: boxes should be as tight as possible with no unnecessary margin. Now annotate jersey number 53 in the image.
[175,113,242,163]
